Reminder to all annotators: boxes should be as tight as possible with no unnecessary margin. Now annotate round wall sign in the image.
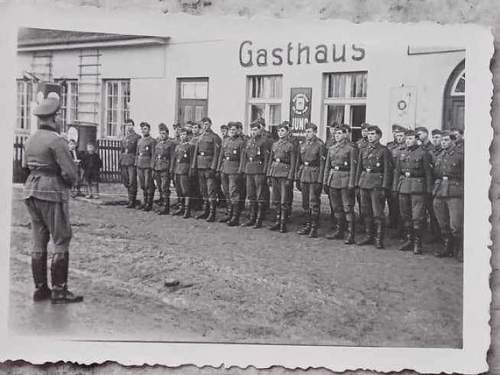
[397,100,408,111]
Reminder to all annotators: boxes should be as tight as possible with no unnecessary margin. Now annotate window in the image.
[177,78,209,124]
[104,80,130,137]
[181,81,208,100]
[323,71,367,141]
[247,75,283,131]
[451,70,465,96]
[16,80,33,131]
[55,80,79,133]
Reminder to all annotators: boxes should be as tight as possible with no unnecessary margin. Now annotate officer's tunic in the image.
[393,144,433,228]
[151,138,176,198]
[240,134,271,207]
[172,141,194,199]
[355,141,392,221]
[296,136,326,217]
[136,135,156,194]
[192,129,221,203]
[217,136,245,205]
[324,140,358,221]
[120,131,141,194]
[267,138,297,214]
[23,127,78,254]
[387,142,406,226]
[432,144,464,238]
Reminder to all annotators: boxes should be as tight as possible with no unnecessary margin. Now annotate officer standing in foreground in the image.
[240,121,271,228]
[120,119,141,208]
[136,122,156,211]
[267,123,297,233]
[172,127,194,218]
[152,123,176,215]
[295,123,326,238]
[356,125,392,249]
[192,117,221,222]
[217,122,246,226]
[393,130,433,255]
[23,88,83,304]
[324,125,358,244]
[432,131,464,261]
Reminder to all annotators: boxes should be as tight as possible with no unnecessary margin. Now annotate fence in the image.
[12,136,122,184]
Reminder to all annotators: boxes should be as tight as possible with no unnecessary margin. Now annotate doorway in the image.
[442,60,465,131]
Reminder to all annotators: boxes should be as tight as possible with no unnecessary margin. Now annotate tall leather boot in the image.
[195,201,210,219]
[269,211,281,231]
[206,201,217,222]
[219,204,232,223]
[172,198,185,215]
[279,210,288,233]
[399,225,414,251]
[375,219,385,249]
[435,234,453,257]
[228,204,240,227]
[357,218,374,246]
[144,191,153,212]
[158,194,169,215]
[326,216,345,240]
[254,203,265,228]
[141,191,150,211]
[50,253,83,304]
[32,252,51,302]
[413,224,423,255]
[344,218,355,245]
[241,203,257,227]
[309,213,319,238]
[126,191,135,208]
[183,197,191,219]
[296,210,311,235]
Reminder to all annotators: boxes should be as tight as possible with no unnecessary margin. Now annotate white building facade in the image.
[16,25,465,143]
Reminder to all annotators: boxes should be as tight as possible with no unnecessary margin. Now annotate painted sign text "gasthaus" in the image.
[239,41,366,67]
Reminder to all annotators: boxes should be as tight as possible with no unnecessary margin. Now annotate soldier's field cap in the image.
[441,130,452,137]
[431,129,443,136]
[305,122,318,131]
[367,125,382,135]
[277,121,290,130]
[180,127,192,135]
[140,122,151,129]
[249,121,261,129]
[33,90,61,117]
[360,122,370,129]
[158,123,168,132]
[343,124,352,133]
[228,122,238,129]
[235,121,243,129]
[405,129,416,136]
[172,122,181,128]
[220,124,228,130]
[328,121,339,128]
[392,124,406,133]
[415,126,429,134]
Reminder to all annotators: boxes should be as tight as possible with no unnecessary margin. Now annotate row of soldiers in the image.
[119,117,464,261]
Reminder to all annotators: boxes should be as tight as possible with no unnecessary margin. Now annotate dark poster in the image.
[289,87,312,136]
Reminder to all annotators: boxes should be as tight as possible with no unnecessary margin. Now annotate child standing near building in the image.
[81,142,102,199]
[68,139,83,198]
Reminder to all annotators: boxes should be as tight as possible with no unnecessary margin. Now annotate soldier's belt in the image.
[248,157,263,162]
[441,175,461,181]
[273,158,289,164]
[29,168,58,176]
[402,171,425,178]
[363,168,383,173]
[332,165,350,171]
[198,151,213,156]
[139,152,152,157]
[303,161,319,167]
[225,156,239,161]
[156,156,168,160]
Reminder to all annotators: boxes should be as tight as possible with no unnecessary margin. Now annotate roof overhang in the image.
[18,37,169,52]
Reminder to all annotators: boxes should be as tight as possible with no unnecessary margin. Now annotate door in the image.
[443,60,465,131]
[177,78,209,125]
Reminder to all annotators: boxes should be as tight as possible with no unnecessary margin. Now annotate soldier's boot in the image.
[325,217,345,240]
[279,211,288,233]
[126,192,135,208]
[50,253,83,304]
[206,201,217,222]
[241,203,257,227]
[142,192,150,211]
[413,225,423,255]
[296,211,311,235]
[32,252,51,302]
[195,201,210,220]
[435,234,453,257]
[228,204,240,227]
[172,198,185,216]
[144,192,154,212]
[375,220,385,249]
[399,225,414,251]
[309,215,319,238]
[269,212,281,231]
[357,219,374,246]
[183,198,191,219]
[254,204,265,229]
[219,205,232,223]
[344,219,355,245]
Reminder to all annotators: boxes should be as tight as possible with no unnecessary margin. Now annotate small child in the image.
[81,142,103,199]
[68,139,83,198]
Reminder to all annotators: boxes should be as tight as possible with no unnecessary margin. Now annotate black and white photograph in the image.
[0,4,493,373]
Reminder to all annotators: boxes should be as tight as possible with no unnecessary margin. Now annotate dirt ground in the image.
[9,183,462,347]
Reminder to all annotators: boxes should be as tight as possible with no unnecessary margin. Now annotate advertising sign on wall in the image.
[289,87,312,136]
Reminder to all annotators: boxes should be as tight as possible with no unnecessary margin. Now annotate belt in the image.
[225,157,239,161]
[303,161,319,167]
[273,158,289,164]
[139,152,151,157]
[364,168,383,173]
[30,168,58,176]
[332,165,349,171]
[156,156,167,160]
[402,171,424,178]
[248,157,263,162]
[442,175,461,181]
[198,151,213,156]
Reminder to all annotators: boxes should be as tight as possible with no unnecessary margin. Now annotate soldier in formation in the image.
[136,122,156,211]
[152,123,176,215]
[120,119,141,208]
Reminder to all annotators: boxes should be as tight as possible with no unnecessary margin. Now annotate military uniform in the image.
[324,139,358,243]
[388,142,406,231]
[355,137,370,224]
[172,140,195,218]
[188,134,202,210]
[295,136,326,237]
[136,135,156,211]
[356,141,392,248]
[393,144,433,254]
[267,137,297,233]
[240,133,271,228]
[192,128,221,221]
[432,144,464,260]
[151,136,176,214]
[120,131,141,207]
[217,135,246,226]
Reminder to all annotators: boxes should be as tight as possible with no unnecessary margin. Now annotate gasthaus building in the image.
[15,26,465,146]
